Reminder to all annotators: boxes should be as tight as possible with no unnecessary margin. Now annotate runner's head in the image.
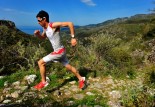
[36,10,49,23]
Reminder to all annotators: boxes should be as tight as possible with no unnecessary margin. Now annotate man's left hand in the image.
[71,38,77,46]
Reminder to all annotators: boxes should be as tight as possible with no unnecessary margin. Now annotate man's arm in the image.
[34,30,47,39]
[52,22,77,46]
[52,22,75,37]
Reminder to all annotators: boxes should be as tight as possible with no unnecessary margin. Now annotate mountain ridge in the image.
[81,13,155,28]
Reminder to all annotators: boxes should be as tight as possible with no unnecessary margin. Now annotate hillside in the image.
[75,13,155,39]
[0,13,155,107]
[0,20,50,75]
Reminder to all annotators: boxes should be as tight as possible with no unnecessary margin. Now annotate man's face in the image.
[37,17,45,27]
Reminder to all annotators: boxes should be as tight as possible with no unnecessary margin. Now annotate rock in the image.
[63,86,69,89]
[94,105,103,107]
[105,78,114,85]
[21,79,28,85]
[54,90,62,96]
[66,101,75,106]
[12,81,20,86]
[89,77,100,82]
[46,77,50,83]
[86,92,95,96]
[39,94,46,99]
[11,91,19,98]
[0,95,4,102]
[20,86,28,92]
[23,92,38,101]
[69,85,80,92]
[3,99,11,104]
[109,90,121,100]
[59,87,64,91]
[3,88,11,94]
[16,100,22,103]
[4,81,9,87]
[93,82,104,89]
[64,89,71,96]
[5,94,11,98]
[107,100,122,107]
[24,75,37,84]
[69,81,76,85]
[73,94,84,100]
[65,76,71,79]
[0,76,5,79]
[77,105,89,107]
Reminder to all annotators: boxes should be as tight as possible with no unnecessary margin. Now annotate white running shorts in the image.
[43,48,69,66]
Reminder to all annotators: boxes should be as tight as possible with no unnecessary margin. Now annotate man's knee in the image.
[38,59,45,66]
[65,64,71,70]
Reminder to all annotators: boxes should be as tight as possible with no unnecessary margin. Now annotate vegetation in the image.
[0,13,155,106]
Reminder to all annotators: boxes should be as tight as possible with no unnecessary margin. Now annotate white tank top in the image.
[44,23,64,51]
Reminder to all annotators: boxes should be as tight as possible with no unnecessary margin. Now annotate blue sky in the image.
[0,0,154,27]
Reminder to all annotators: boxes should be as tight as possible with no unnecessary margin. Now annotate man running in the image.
[34,10,86,90]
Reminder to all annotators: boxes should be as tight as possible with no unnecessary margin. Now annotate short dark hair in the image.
[36,10,49,22]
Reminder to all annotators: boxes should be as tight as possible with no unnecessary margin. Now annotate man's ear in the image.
[43,17,46,22]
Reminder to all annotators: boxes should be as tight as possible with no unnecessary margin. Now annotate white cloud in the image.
[1,8,33,15]
[81,0,96,6]
[2,8,16,12]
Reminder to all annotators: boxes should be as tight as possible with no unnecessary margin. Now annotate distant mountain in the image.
[84,17,129,28]
[83,13,155,28]
[73,13,155,38]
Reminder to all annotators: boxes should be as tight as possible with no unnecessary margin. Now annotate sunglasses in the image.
[38,17,45,22]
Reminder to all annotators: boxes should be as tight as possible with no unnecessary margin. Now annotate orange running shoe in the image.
[34,81,49,90]
[79,77,87,90]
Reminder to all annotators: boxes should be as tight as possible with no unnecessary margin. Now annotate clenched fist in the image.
[71,38,77,46]
[34,30,40,36]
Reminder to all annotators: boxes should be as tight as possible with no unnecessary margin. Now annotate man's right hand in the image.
[34,30,40,37]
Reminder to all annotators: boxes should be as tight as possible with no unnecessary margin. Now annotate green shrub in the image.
[143,64,155,88]
[143,24,155,40]
[106,46,132,67]
[76,95,108,106]
[121,86,154,107]
[0,77,7,88]
[0,25,47,75]
[94,34,121,59]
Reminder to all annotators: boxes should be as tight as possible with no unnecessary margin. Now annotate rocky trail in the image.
[0,72,154,107]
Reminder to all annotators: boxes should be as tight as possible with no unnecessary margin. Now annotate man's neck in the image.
[43,22,49,29]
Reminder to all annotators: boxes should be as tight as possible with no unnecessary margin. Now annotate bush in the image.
[75,95,108,106]
[94,34,121,59]
[143,64,155,88]
[106,46,132,67]
[121,82,154,107]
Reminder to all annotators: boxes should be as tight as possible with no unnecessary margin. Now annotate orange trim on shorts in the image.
[51,48,65,55]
